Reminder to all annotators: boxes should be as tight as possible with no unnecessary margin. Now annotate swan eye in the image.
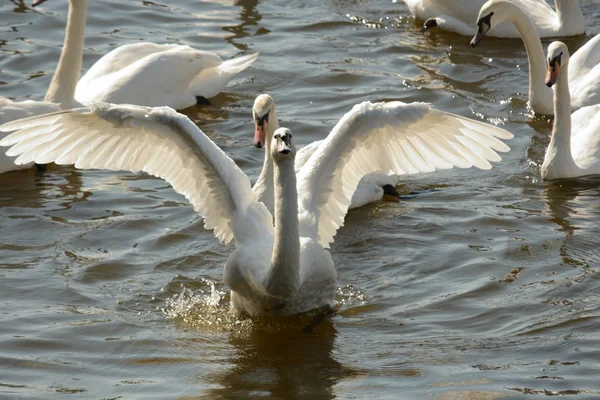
[477,12,493,31]
[549,52,563,70]
[255,110,270,126]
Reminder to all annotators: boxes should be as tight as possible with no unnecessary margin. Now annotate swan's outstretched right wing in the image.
[297,101,513,247]
[0,103,273,245]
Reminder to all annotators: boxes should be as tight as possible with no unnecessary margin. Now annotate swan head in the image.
[270,128,296,162]
[545,41,569,88]
[471,0,510,47]
[253,94,275,149]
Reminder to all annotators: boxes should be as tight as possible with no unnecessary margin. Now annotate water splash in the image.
[161,278,252,332]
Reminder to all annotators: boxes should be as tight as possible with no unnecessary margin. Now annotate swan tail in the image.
[188,53,259,99]
[218,53,259,75]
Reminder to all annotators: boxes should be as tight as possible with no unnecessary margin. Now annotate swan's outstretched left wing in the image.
[297,101,513,247]
[0,103,273,245]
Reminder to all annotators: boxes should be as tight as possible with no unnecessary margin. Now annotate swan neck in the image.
[550,67,572,154]
[507,5,552,114]
[45,0,87,109]
[543,64,577,178]
[266,157,300,297]
[253,109,279,211]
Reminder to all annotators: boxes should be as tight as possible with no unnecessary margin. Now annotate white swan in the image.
[251,94,400,212]
[0,101,512,316]
[74,44,259,109]
[471,0,600,115]
[0,0,86,172]
[405,0,585,38]
[34,0,258,110]
[541,41,600,180]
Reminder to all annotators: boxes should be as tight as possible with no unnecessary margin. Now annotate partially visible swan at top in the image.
[34,0,258,110]
[251,94,401,212]
[405,0,585,38]
[0,0,85,172]
[541,41,600,180]
[471,0,600,115]
[0,101,512,316]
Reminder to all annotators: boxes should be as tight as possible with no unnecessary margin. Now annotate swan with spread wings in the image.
[0,101,512,316]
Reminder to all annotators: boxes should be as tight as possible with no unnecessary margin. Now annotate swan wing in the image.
[571,104,600,170]
[75,46,223,109]
[0,103,273,245]
[297,101,513,247]
[569,35,600,94]
[295,139,323,174]
[77,43,196,85]
[0,98,62,173]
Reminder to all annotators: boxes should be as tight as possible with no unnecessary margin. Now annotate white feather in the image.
[0,103,273,245]
[296,101,513,247]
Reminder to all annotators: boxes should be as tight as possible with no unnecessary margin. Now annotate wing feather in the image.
[297,101,513,247]
[0,103,273,245]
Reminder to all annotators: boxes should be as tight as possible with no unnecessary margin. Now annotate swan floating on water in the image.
[541,42,600,180]
[0,0,258,173]
[35,0,258,110]
[405,0,585,38]
[471,0,600,115]
[0,100,512,316]
[251,94,401,212]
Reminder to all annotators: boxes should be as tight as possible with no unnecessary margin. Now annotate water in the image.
[1,0,600,398]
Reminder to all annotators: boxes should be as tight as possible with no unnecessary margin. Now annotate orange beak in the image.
[545,62,560,87]
[254,120,267,148]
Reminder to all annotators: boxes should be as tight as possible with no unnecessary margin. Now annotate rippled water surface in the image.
[2,0,600,398]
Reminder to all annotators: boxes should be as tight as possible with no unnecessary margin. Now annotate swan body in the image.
[75,44,259,109]
[0,101,512,316]
[406,0,585,38]
[472,0,600,115]
[251,94,400,213]
[541,42,600,180]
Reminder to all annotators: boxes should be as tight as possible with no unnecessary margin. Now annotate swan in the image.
[0,0,86,172]
[541,41,600,180]
[406,0,585,38]
[34,0,258,110]
[470,0,600,115]
[0,101,512,316]
[251,94,401,212]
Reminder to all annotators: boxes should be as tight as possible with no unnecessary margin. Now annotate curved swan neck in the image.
[506,4,553,114]
[265,157,300,297]
[542,63,577,178]
[44,0,87,109]
[253,109,279,210]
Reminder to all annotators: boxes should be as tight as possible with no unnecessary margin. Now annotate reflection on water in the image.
[202,319,355,399]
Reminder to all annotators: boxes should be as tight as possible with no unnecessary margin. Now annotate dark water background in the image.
[1,0,600,398]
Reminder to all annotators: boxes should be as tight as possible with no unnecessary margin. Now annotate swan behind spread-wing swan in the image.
[1,0,258,173]
[471,0,600,115]
[0,101,512,316]
[541,42,600,180]
[250,94,400,213]
[405,0,584,38]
